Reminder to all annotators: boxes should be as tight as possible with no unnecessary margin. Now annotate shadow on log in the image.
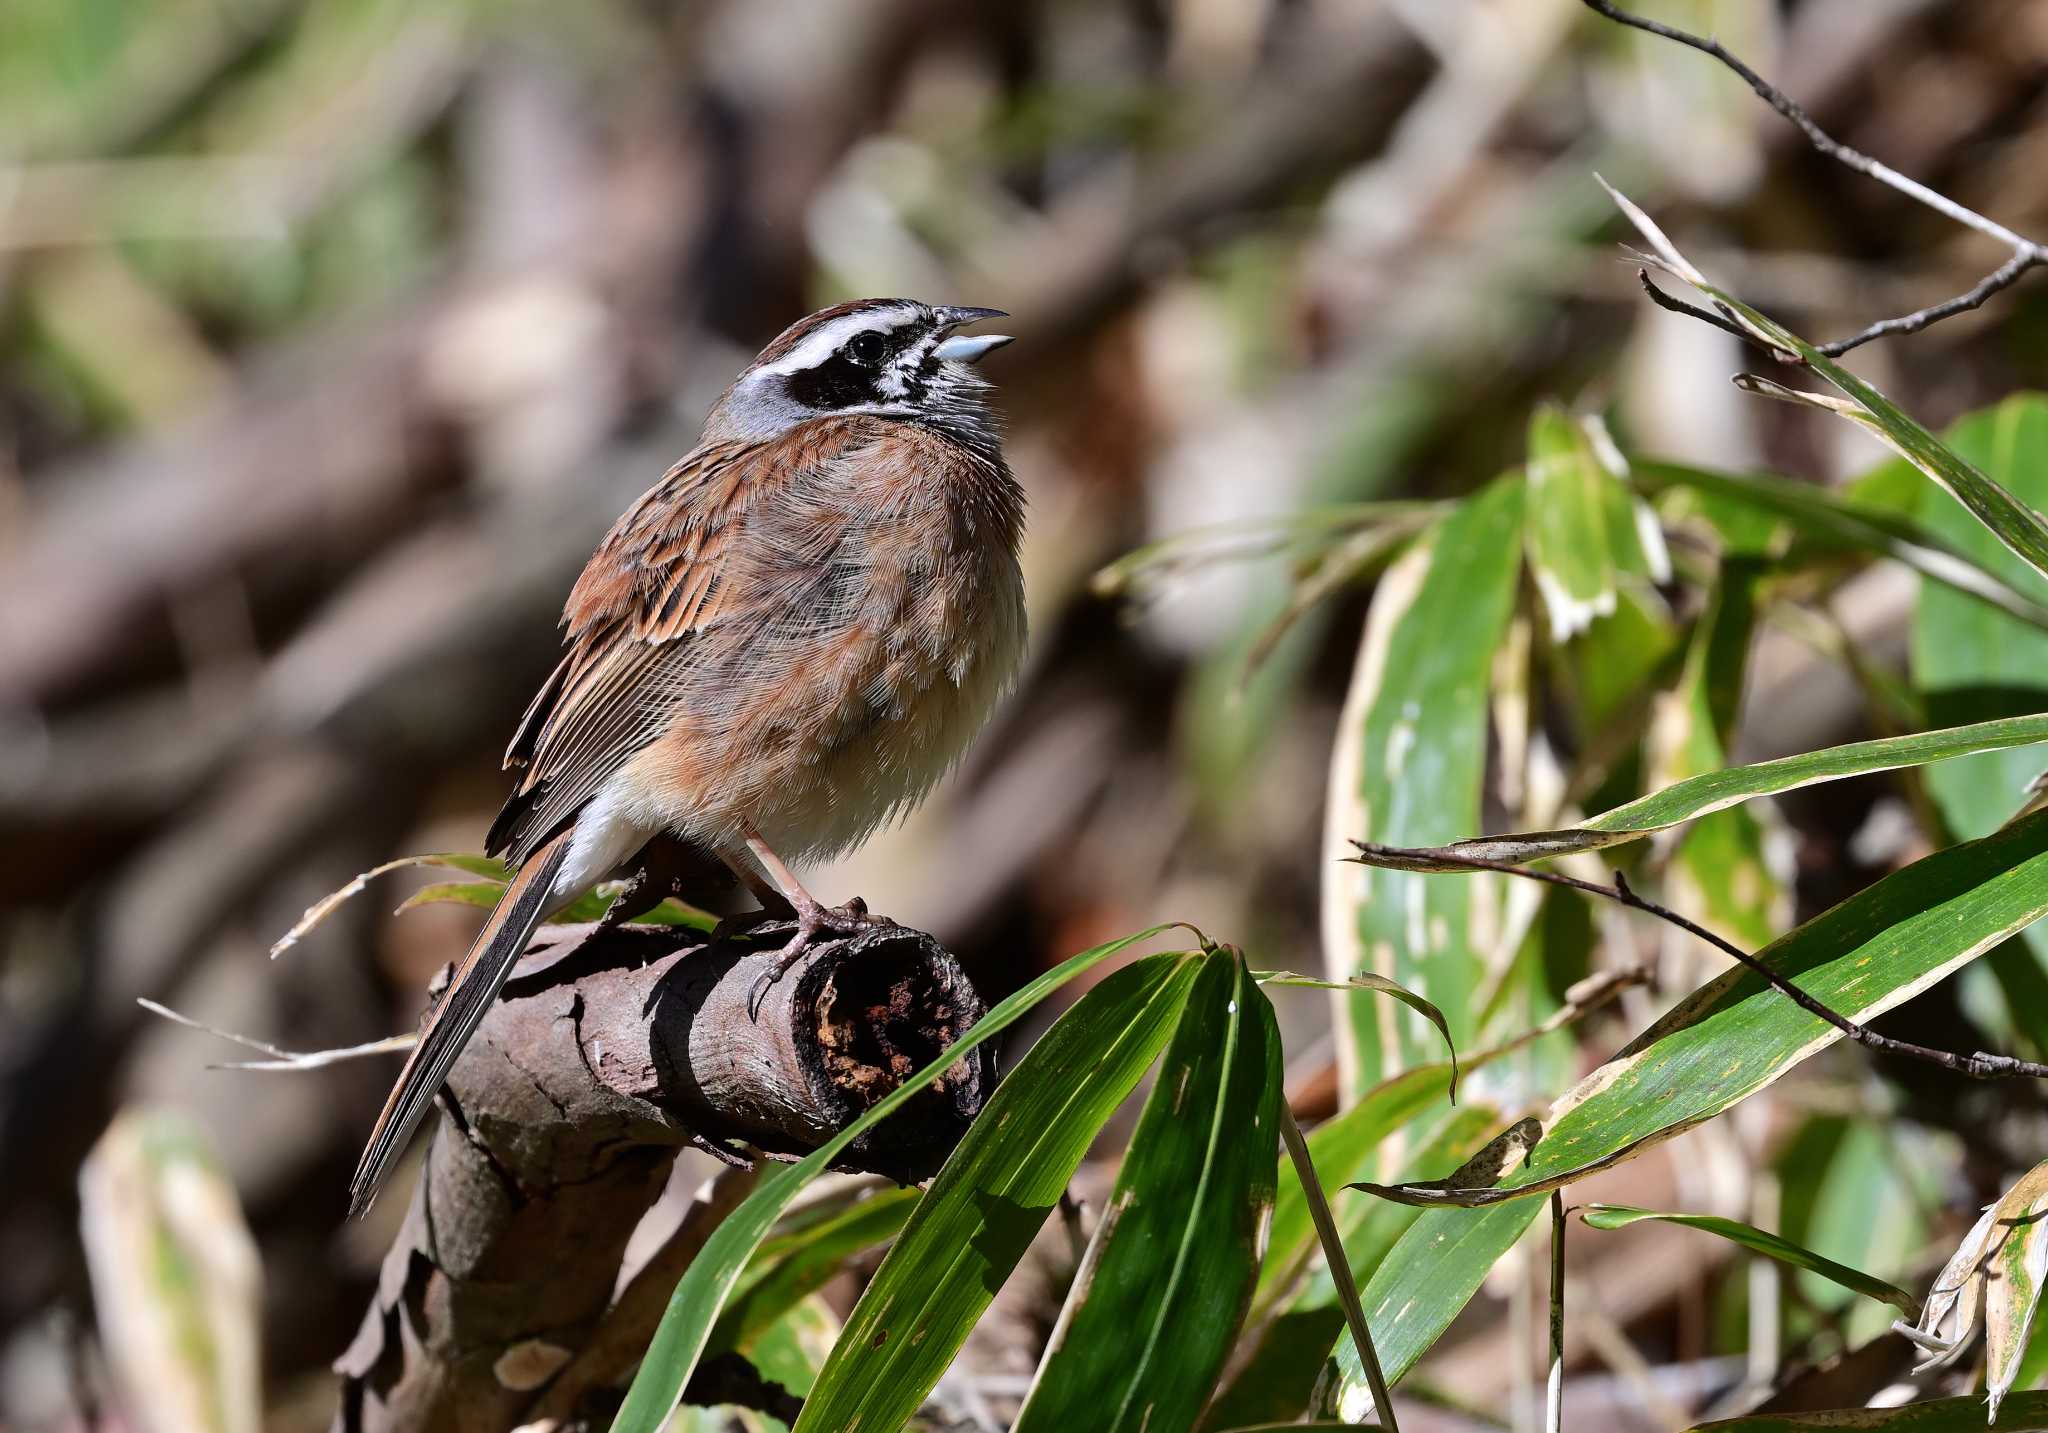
[333,919,991,1433]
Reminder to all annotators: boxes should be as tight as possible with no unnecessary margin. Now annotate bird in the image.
[348,299,1023,1217]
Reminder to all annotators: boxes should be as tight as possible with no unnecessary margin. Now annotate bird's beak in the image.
[932,305,1013,363]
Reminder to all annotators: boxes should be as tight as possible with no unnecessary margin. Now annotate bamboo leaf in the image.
[1908,396,2048,1042]
[1256,972,1458,1099]
[1901,1158,2048,1420]
[78,1111,262,1433]
[1526,403,1618,641]
[1251,1063,1452,1325]
[709,1185,920,1358]
[1355,713,2048,870]
[789,950,1205,1433]
[1646,560,1787,949]
[1579,1204,1919,1317]
[609,925,1190,1433]
[1356,812,2048,1208]
[1320,813,2048,1410]
[1013,950,1283,1433]
[393,879,503,914]
[1635,457,2048,634]
[1324,476,1526,1094]
[1603,179,2048,586]
[1212,1103,1499,1430]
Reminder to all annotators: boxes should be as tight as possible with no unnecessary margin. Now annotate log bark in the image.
[332,919,991,1433]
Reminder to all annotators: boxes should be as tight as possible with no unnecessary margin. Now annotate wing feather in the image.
[486,429,838,863]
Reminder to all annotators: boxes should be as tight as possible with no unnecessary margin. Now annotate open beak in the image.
[932,305,1013,363]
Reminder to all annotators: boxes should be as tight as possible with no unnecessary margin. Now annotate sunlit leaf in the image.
[1603,179,2048,586]
[1526,403,1617,641]
[1635,457,2048,633]
[1909,396,2048,1041]
[790,951,1204,1433]
[1355,713,2048,870]
[610,925,1191,1433]
[1014,950,1282,1433]
[1580,1203,1918,1316]
[1324,476,1526,1094]
[1321,813,2048,1410]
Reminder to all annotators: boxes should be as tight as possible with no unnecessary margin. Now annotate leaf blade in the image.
[1356,713,2048,869]
[1014,951,1283,1433]
[609,924,1187,1433]
[790,950,1204,1433]
[1579,1204,1919,1317]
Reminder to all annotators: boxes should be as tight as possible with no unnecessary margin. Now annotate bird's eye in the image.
[846,331,886,364]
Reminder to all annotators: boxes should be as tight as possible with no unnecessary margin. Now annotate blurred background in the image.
[4,0,2048,1428]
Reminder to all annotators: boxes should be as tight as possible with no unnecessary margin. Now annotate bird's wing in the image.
[486,420,865,864]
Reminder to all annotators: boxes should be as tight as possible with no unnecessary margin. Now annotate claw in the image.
[741,896,894,1021]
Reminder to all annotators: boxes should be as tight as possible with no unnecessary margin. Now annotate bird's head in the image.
[707,299,1012,447]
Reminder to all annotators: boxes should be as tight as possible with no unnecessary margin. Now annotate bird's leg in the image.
[734,824,893,1016]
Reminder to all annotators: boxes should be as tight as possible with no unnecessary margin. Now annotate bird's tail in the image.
[348,829,573,1217]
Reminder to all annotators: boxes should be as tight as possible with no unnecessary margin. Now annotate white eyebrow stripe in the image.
[753,307,920,378]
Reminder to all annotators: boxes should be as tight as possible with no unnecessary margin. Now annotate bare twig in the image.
[1547,1191,1566,1433]
[1587,0,2048,355]
[1350,840,2048,1081]
[1635,268,1774,353]
[1279,1104,1399,1433]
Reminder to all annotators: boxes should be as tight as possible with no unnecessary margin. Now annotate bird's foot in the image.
[744,896,896,1020]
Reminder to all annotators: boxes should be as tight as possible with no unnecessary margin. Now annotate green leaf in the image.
[1360,811,2048,1207]
[1635,457,2048,634]
[790,950,1205,1433]
[1579,1204,1919,1317]
[1256,972,1458,1099]
[1603,179,2048,585]
[1357,713,2048,869]
[1212,1103,1499,1430]
[1684,1393,2048,1430]
[1526,403,1617,641]
[1014,952,1283,1433]
[1647,560,1786,949]
[392,880,715,931]
[1910,398,2048,1012]
[393,879,503,914]
[1326,476,1526,1094]
[710,1185,920,1357]
[1251,1063,1452,1323]
[1321,812,2048,1410]
[1774,1117,1933,1345]
[609,924,1189,1433]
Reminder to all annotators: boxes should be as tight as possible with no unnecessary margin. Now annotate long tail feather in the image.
[348,830,573,1217]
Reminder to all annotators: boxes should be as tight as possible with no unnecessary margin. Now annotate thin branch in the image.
[1350,841,2048,1081]
[136,997,414,1070]
[1815,248,2044,356]
[1586,0,2048,356]
[1547,1191,1566,1433]
[1635,268,1772,352]
[1279,1104,1399,1433]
